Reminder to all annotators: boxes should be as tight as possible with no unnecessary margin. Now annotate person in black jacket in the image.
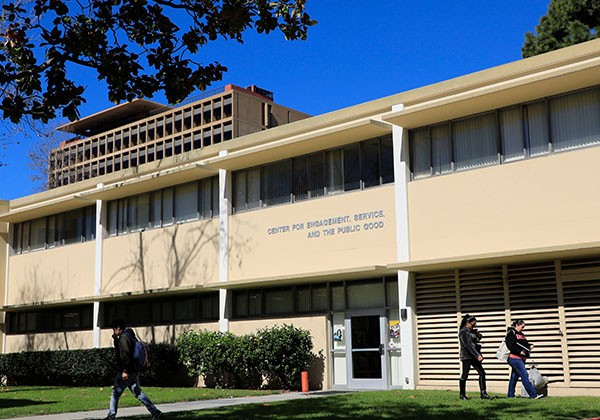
[104,319,162,420]
[458,314,493,400]
[505,319,543,399]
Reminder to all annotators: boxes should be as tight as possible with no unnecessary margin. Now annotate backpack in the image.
[132,337,149,372]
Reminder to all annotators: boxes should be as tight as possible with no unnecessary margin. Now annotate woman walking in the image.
[458,314,493,400]
[505,319,544,399]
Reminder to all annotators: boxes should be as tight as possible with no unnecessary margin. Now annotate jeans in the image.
[507,357,537,398]
[106,373,160,419]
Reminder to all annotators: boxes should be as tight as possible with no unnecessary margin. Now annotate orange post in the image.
[301,371,309,393]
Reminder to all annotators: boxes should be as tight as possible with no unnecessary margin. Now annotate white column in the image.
[392,104,416,389]
[218,152,231,332]
[93,183,105,348]
[2,223,11,354]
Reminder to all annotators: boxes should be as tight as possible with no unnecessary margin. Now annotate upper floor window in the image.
[12,206,96,254]
[233,135,394,212]
[107,176,219,236]
[409,86,600,179]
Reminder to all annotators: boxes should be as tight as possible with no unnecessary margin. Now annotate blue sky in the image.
[0,1,551,200]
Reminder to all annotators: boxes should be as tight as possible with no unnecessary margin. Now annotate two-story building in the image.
[3,39,600,395]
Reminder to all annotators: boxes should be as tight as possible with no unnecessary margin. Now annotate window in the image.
[232,135,394,213]
[262,160,291,206]
[264,287,293,314]
[29,217,46,251]
[5,304,93,334]
[231,278,397,319]
[101,293,219,327]
[550,88,600,151]
[501,106,525,162]
[105,177,219,236]
[409,86,600,179]
[292,156,309,201]
[362,140,380,188]
[343,145,361,191]
[453,112,498,171]
[175,182,198,223]
[12,206,96,254]
[525,100,549,156]
[325,149,343,194]
[162,187,174,226]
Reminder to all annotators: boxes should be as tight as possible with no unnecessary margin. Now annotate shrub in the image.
[177,324,313,390]
[256,324,313,390]
[0,343,193,387]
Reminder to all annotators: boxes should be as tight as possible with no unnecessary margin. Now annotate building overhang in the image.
[0,284,212,312]
[77,162,219,202]
[203,265,396,290]
[202,119,392,171]
[0,194,97,224]
[382,39,600,129]
[57,99,168,136]
[389,241,600,273]
[0,161,219,223]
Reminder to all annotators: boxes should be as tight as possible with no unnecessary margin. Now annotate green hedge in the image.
[177,324,313,390]
[0,343,194,387]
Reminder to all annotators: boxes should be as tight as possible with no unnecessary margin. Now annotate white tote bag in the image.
[496,341,510,361]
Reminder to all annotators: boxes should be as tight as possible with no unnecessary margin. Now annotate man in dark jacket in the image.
[104,319,162,420]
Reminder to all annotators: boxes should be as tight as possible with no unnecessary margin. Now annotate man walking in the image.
[105,319,162,420]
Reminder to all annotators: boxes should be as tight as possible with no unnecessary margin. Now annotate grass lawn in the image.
[144,390,600,420]
[0,386,279,418]
[2,388,600,420]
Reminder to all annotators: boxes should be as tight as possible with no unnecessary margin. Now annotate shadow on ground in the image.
[151,392,600,420]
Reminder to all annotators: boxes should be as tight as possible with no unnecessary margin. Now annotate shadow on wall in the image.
[308,350,326,390]
[16,262,87,352]
[104,218,252,345]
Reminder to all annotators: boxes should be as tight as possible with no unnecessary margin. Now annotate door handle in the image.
[379,344,385,355]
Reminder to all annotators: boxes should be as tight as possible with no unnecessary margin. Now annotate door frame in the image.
[345,308,388,389]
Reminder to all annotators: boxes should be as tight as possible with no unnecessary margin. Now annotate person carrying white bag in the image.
[504,319,544,399]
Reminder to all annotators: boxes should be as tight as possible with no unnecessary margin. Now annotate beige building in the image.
[3,39,600,395]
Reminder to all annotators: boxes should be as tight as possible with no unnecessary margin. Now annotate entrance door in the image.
[346,309,388,389]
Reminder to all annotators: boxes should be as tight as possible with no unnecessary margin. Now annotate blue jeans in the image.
[507,358,537,398]
[106,373,160,419]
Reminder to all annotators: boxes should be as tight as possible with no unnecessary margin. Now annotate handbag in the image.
[496,341,510,361]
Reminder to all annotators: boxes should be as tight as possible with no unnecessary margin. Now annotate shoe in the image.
[152,411,162,419]
[480,391,494,400]
[533,394,544,399]
[459,394,470,400]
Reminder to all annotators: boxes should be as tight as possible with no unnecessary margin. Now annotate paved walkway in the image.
[14,391,350,420]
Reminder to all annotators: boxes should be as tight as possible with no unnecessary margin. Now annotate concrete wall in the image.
[102,219,219,294]
[7,242,95,305]
[408,146,600,261]
[229,185,397,281]
[4,330,93,353]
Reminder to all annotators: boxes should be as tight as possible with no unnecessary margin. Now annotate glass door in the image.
[346,309,388,389]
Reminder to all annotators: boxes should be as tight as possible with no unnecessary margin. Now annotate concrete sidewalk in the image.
[13,391,350,420]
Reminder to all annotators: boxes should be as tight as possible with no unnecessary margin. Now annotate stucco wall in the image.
[229,185,397,281]
[102,219,219,294]
[4,330,94,353]
[7,242,95,305]
[408,147,600,261]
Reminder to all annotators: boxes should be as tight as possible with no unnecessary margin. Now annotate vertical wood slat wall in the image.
[415,257,600,388]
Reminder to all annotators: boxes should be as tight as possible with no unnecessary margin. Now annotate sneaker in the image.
[152,411,162,420]
[533,394,544,399]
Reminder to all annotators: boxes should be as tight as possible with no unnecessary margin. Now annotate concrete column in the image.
[392,104,416,389]
[93,183,105,348]
[218,152,231,332]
